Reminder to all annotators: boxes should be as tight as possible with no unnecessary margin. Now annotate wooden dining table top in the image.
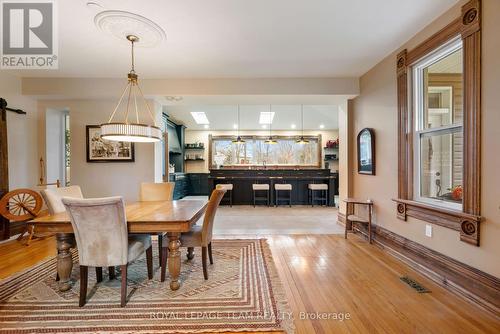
[29,200,209,234]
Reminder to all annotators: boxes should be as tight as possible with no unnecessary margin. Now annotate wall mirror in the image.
[357,128,375,175]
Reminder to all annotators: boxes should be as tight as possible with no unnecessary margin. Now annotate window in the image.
[412,38,463,210]
[395,0,481,246]
[210,136,320,168]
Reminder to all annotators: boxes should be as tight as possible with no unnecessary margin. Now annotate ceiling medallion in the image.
[94,10,166,47]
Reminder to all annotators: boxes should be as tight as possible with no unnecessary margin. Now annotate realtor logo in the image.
[1,0,58,69]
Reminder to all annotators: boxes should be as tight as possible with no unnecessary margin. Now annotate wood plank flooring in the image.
[0,234,499,333]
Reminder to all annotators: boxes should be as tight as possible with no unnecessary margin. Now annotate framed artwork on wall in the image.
[357,128,375,175]
[86,125,135,162]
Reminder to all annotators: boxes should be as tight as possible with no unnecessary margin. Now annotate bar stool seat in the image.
[308,183,328,190]
[216,184,233,206]
[252,184,270,207]
[308,183,328,206]
[252,184,270,191]
[217,184,233,191]
[274,183,292,207]
[274,184,292,191]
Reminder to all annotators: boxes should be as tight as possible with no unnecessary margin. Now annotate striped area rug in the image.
[0,239,293,333]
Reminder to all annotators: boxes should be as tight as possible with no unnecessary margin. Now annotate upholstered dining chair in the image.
[162,189,225,280]
[139,182,175,267]
[40,185,83,215]
[62,196,153,307]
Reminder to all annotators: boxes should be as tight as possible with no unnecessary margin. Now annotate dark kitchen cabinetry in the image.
[170,174,189,200]
[188,173,209,196]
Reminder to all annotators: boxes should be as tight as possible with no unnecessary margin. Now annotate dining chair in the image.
[62,196,153,307]
[40,185,83,215]
[162,189,225,280]
[139,182,175,268]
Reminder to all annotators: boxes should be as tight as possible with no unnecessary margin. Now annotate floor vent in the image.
[400,276,430,293]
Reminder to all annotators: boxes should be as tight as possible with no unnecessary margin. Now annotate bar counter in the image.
[208,169,338,206]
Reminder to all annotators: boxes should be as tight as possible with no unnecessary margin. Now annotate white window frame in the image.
[412,37,463,211]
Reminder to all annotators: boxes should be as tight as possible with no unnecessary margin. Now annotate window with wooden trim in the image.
[394,0,482,246]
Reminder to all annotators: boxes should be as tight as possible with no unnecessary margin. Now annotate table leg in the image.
[56,233,74,292]
[167,232,181,290]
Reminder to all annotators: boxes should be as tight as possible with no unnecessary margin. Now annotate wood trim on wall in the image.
[353,224,499,316]
[0,109,9,240]
[395,0,482,246]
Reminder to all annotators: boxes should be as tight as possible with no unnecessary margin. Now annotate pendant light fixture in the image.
[100,35,162,143]
[264,105,277,145]
[231,104,245,144]
[296,104,309,144]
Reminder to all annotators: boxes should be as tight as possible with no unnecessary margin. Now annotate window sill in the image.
[392,198,482,246]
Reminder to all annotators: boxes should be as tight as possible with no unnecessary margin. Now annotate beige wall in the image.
[184,129,339,173]
[352,0,500,277]
[37,100,161,202]
[0,72,39,189]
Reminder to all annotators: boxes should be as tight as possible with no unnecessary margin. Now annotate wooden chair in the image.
[216,183,233,207]
[161,189,225,280]
[62,196,153,307]
[343,198,374,243]
[139,182,175,268]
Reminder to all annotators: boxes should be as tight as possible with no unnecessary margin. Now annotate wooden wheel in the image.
[0,189,43,222]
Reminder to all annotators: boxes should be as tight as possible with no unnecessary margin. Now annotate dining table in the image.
[29,199,208,292]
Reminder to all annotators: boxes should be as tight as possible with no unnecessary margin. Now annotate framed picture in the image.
[86,125,135,162]
[357,128,375,175]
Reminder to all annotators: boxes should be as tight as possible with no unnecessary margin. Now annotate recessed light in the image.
[233,124,238,129]
[204,124,209,129]
[190,112,209,124]
[291,124,296,129]
[166,96,183,102]
[261,124,267,129]
[319,124,325,129]
[259,112,275,124]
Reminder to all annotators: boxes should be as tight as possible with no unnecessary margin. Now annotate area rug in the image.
[0,239,294,333]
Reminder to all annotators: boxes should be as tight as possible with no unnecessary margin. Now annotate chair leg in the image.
[158,234,163,268]
[120,264,128,307]
[146,246,153,279]
[108,266,115,280]
[289,190,292,207]
[208,242,214,265]
[187,247,195,260]
[160,245,168,282]
[95,267,103,283]
[79,265,88,307]
[230,190,233,207]
[253,190,256,207]
[202,246,208,280]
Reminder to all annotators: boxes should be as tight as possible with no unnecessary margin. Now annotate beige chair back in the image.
[140,182,175,201]
[62,197,129,267]
[201,189,226,246]
[40,185,83,214]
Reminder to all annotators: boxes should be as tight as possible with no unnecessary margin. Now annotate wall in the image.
[0,72,39,189]
[37,100,161,202]
[184,129,339,173]
[352,0,500,277]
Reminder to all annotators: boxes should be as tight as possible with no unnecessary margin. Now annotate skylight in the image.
[190,112,209,124]
[259,112,275,124]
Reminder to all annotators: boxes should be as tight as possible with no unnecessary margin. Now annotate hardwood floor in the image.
[0,233,499,333]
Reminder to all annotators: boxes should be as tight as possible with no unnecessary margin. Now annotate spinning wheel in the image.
[0,189,44,245]
[0,189,43,222]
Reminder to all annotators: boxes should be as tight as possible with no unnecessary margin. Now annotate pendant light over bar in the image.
[264,105,277,145]
[232,104,245,144]
[296,104,309,144]
[100,35,162,143]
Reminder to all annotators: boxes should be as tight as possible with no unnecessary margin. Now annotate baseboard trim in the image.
[352,224,499,316]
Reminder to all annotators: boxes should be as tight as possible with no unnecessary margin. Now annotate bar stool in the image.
[216,183,233,207]
[252,183,270,207]
[308,183,328,207]
[274,183,292,207]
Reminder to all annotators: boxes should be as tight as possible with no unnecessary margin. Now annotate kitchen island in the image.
[208,169,338,206]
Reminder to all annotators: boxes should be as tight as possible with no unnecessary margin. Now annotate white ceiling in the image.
[166,104,339,131]
[6,0,458,78]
